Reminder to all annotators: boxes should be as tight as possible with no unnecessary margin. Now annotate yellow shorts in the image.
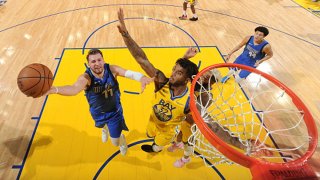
[146,118,176,146]
[181,121,192,143]
[184,0,198,5]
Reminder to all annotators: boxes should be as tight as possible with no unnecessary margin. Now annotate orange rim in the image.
[190,63,318,170]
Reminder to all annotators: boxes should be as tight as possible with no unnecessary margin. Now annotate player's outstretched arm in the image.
[225,36,251,62]
[183,47,198,59]
[117,8,156,77]
[117,8,167,86]
[45,74,89,96]
[110,65,154,93]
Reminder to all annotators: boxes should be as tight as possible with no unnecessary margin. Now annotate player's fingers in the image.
[141,83,146,93]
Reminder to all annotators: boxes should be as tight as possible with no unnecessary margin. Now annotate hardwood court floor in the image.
[0,0,319,179]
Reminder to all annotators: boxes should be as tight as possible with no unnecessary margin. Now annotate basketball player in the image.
[221,26,273,83]
[170,70,273,167]
[45,49,153,156]
[179,0,198,21]
[169,70,220,167]
[117,8,199,154]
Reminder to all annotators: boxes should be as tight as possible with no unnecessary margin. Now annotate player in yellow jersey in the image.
[170,70,273,167]
[117,8,199,153]
[169,70,219,167]
[179,0,198,21]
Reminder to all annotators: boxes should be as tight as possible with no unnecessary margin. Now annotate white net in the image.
[189,66,312,166]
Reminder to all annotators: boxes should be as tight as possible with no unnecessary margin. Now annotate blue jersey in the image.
[85,64,124,127]
[234,36,269,66]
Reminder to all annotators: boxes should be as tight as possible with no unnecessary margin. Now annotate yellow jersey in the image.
[150,82,190,129]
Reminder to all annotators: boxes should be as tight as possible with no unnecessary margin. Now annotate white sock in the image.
[182,157,190,162]
[183,11,187,16]
[193,14,198,18]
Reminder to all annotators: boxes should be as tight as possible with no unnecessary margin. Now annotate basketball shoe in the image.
[174,157,191,168]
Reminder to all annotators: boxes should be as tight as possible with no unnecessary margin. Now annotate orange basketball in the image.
[17,63,53,98]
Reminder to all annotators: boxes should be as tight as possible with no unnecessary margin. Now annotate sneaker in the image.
[102,126,109,143]
[221,76,230,83]
[119,134,128,156]
[167,142,184,152]
[189,17,198,21]
[0,0,7,6]
[141,144,155,153]
[174,157,191,168]
[179,15,188,20]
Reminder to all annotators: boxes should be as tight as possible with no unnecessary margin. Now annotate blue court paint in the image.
[11,165,22,169]
[197,60,202,69]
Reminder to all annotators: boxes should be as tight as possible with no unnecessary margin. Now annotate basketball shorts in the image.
[146,117,176,146]
[184,0,198,5]
[233,58,256,79]
[94,112,128,138]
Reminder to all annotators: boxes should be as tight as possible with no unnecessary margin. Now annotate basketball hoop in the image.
[189,63,318,179]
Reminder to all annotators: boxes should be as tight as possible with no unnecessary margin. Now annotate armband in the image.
[125,70,144,81]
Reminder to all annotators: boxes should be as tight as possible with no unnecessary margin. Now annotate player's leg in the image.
[167,131,184,152]
[173,121,193,167]
[93,115,110,143]
[102,124,109,143]
[141,118,162,152]
[221,57,246,83]
[108,118,129,155]
[179,0,188,20]
[142,124,175,153]
[189,0,198,21]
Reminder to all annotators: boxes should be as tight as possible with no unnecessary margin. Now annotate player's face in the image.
[88,53,105,75]
[169,64,189,86]
[253,31,265,43]
[200,71,212,84]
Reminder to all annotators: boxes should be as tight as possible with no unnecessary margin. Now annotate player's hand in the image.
[223,54,231,62]
[44,86,58,96]
[183,47,198,59]
[254,60,261,67]
[140,76,154,93]
[117,8,129,36]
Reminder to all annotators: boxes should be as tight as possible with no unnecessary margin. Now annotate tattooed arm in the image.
[117,8,167,87]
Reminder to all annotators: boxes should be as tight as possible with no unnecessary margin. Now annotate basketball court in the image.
[18,47,254,179]
[0,1,319,179]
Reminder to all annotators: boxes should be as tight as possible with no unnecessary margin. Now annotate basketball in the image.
[17,63,53,98]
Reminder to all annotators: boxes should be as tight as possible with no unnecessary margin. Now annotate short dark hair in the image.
[175,58,199,80]
[255,26,269,37]
[86,49,103,61]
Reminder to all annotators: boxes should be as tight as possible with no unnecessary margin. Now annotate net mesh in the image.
[189,66,312,166]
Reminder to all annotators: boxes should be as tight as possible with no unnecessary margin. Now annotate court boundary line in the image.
[93,138,226,180]
[0,3,318,48]
[15,49,65,179]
